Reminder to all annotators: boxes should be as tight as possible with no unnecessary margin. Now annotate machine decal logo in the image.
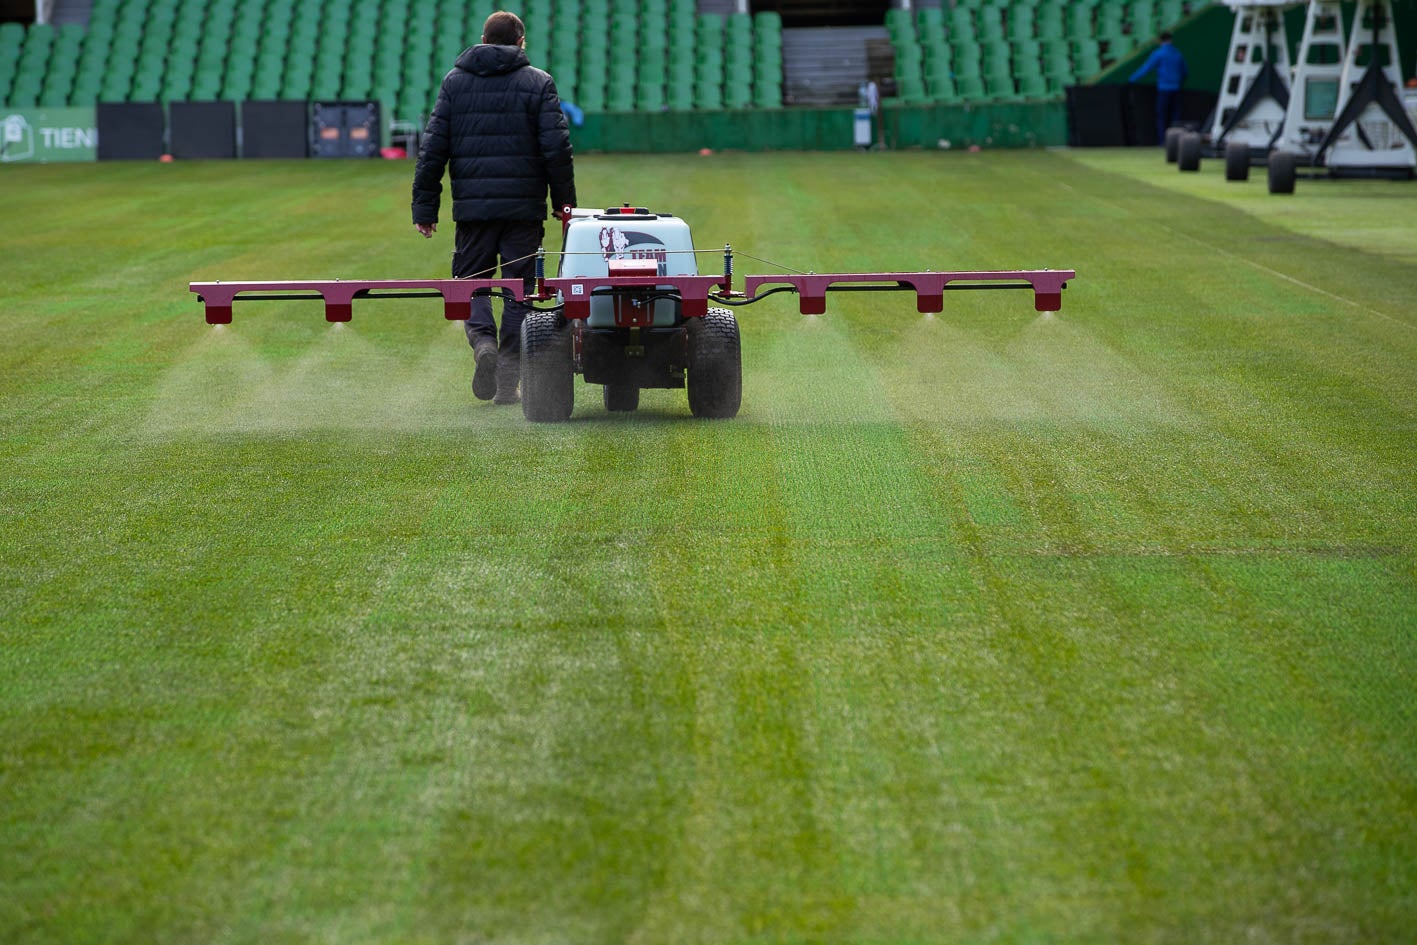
[599,228,669,273]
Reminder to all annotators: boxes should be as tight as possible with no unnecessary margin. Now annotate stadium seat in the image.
[1007,4,1036,42]
[724,77,752,109]
[926,74,956,102]
[694,79,722,109]
[1016,73,1048,99]
[1130,5,1157,41]
[667,81,693,111]
[753,83,780,108]
[896,72,929,104]
[955,75,986,101]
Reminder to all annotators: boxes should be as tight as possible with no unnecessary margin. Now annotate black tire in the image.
[1267,150,1297,194]
[602,383,640,412]
[1177,132,1202,172]
[1225,141,1250,181]
[520,311,574,422]
[686,307,742,419]
[1164,127,1184,163]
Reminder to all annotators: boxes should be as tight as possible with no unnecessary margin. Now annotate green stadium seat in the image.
[752,84,780,108]
[976,7,1005,40]
[1007,6,1036,42]
[896,72,928,104]
[694,79,721,109]
[1016,73,1048,98]
[607,84,635,112]
[948,5,974,35]
[637,82,666,110]
[984,74,1017,100]
[667,82,693,110]
[927,75,957,102]
[1130,6,1157,40]
[954,74,986,100]
[753,10,781,31]
[577,82,606,112]
[1065,5,1092,37]
[7,86,40,107]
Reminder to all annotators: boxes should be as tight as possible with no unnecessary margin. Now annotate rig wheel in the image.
[687,308,742,419]
[1267,150,1297,195]
[1164,127,1185,164]
[521,311,574,422]
[1177,132,1202,172]
[1225,141,1251,181]
[602,383,640,412]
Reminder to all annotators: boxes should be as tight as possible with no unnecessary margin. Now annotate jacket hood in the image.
[457,44,530,77]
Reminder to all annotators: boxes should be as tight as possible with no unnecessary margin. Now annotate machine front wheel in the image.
[687,308,742,419]
[521,312,574,422]
[1225,141,1251,181]
[1268,150,1297,194]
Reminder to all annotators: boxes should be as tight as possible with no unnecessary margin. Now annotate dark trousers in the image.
[453,219,545,353]
[1156,89,1182,144]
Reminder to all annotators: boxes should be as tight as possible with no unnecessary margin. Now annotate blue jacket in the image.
[1131,43,1188,91]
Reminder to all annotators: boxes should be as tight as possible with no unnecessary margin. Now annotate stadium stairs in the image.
[783,25,886,106]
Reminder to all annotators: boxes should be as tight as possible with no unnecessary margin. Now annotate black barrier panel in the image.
[1122,86,1220,146]
[96,102,165,160]
[1066,85,1128,147]
[310,101,380,157]
[242,100,309,158]
[170,101,237,159]
[1068,84,1220,148]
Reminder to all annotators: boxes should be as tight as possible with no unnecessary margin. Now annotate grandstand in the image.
[0,0,1215,120]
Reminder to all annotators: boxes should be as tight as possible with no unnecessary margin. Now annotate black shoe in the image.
[492,349,520,405]
[471,338,498,401]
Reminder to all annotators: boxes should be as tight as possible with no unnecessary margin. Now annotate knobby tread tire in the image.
[687,308,742,419]
[521,311,574,422]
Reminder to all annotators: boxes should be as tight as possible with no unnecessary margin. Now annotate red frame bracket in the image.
[189,278,528,325]
[540,275,728,320]
[742,270,1076,314]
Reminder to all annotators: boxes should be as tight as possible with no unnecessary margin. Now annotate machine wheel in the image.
[1267,150,1297,194]
[520,311,574,422]
[602,383,640,412]
[686,307,742,419]
[1164,127,1185,164]
[1225,141,1251,181]
[1177,132,1202,171]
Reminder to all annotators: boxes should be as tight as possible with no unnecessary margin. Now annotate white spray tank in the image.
[557,206,699,328]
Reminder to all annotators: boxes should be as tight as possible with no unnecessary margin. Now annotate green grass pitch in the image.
[2,149,1415,944]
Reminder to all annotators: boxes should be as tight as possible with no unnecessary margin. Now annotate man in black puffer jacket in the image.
[412,11,577,405]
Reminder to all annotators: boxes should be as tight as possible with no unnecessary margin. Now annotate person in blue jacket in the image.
[1131,32,1189,145]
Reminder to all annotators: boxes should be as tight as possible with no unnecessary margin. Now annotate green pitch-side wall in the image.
[568,102,1068,152]
[0,101,1066,161]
